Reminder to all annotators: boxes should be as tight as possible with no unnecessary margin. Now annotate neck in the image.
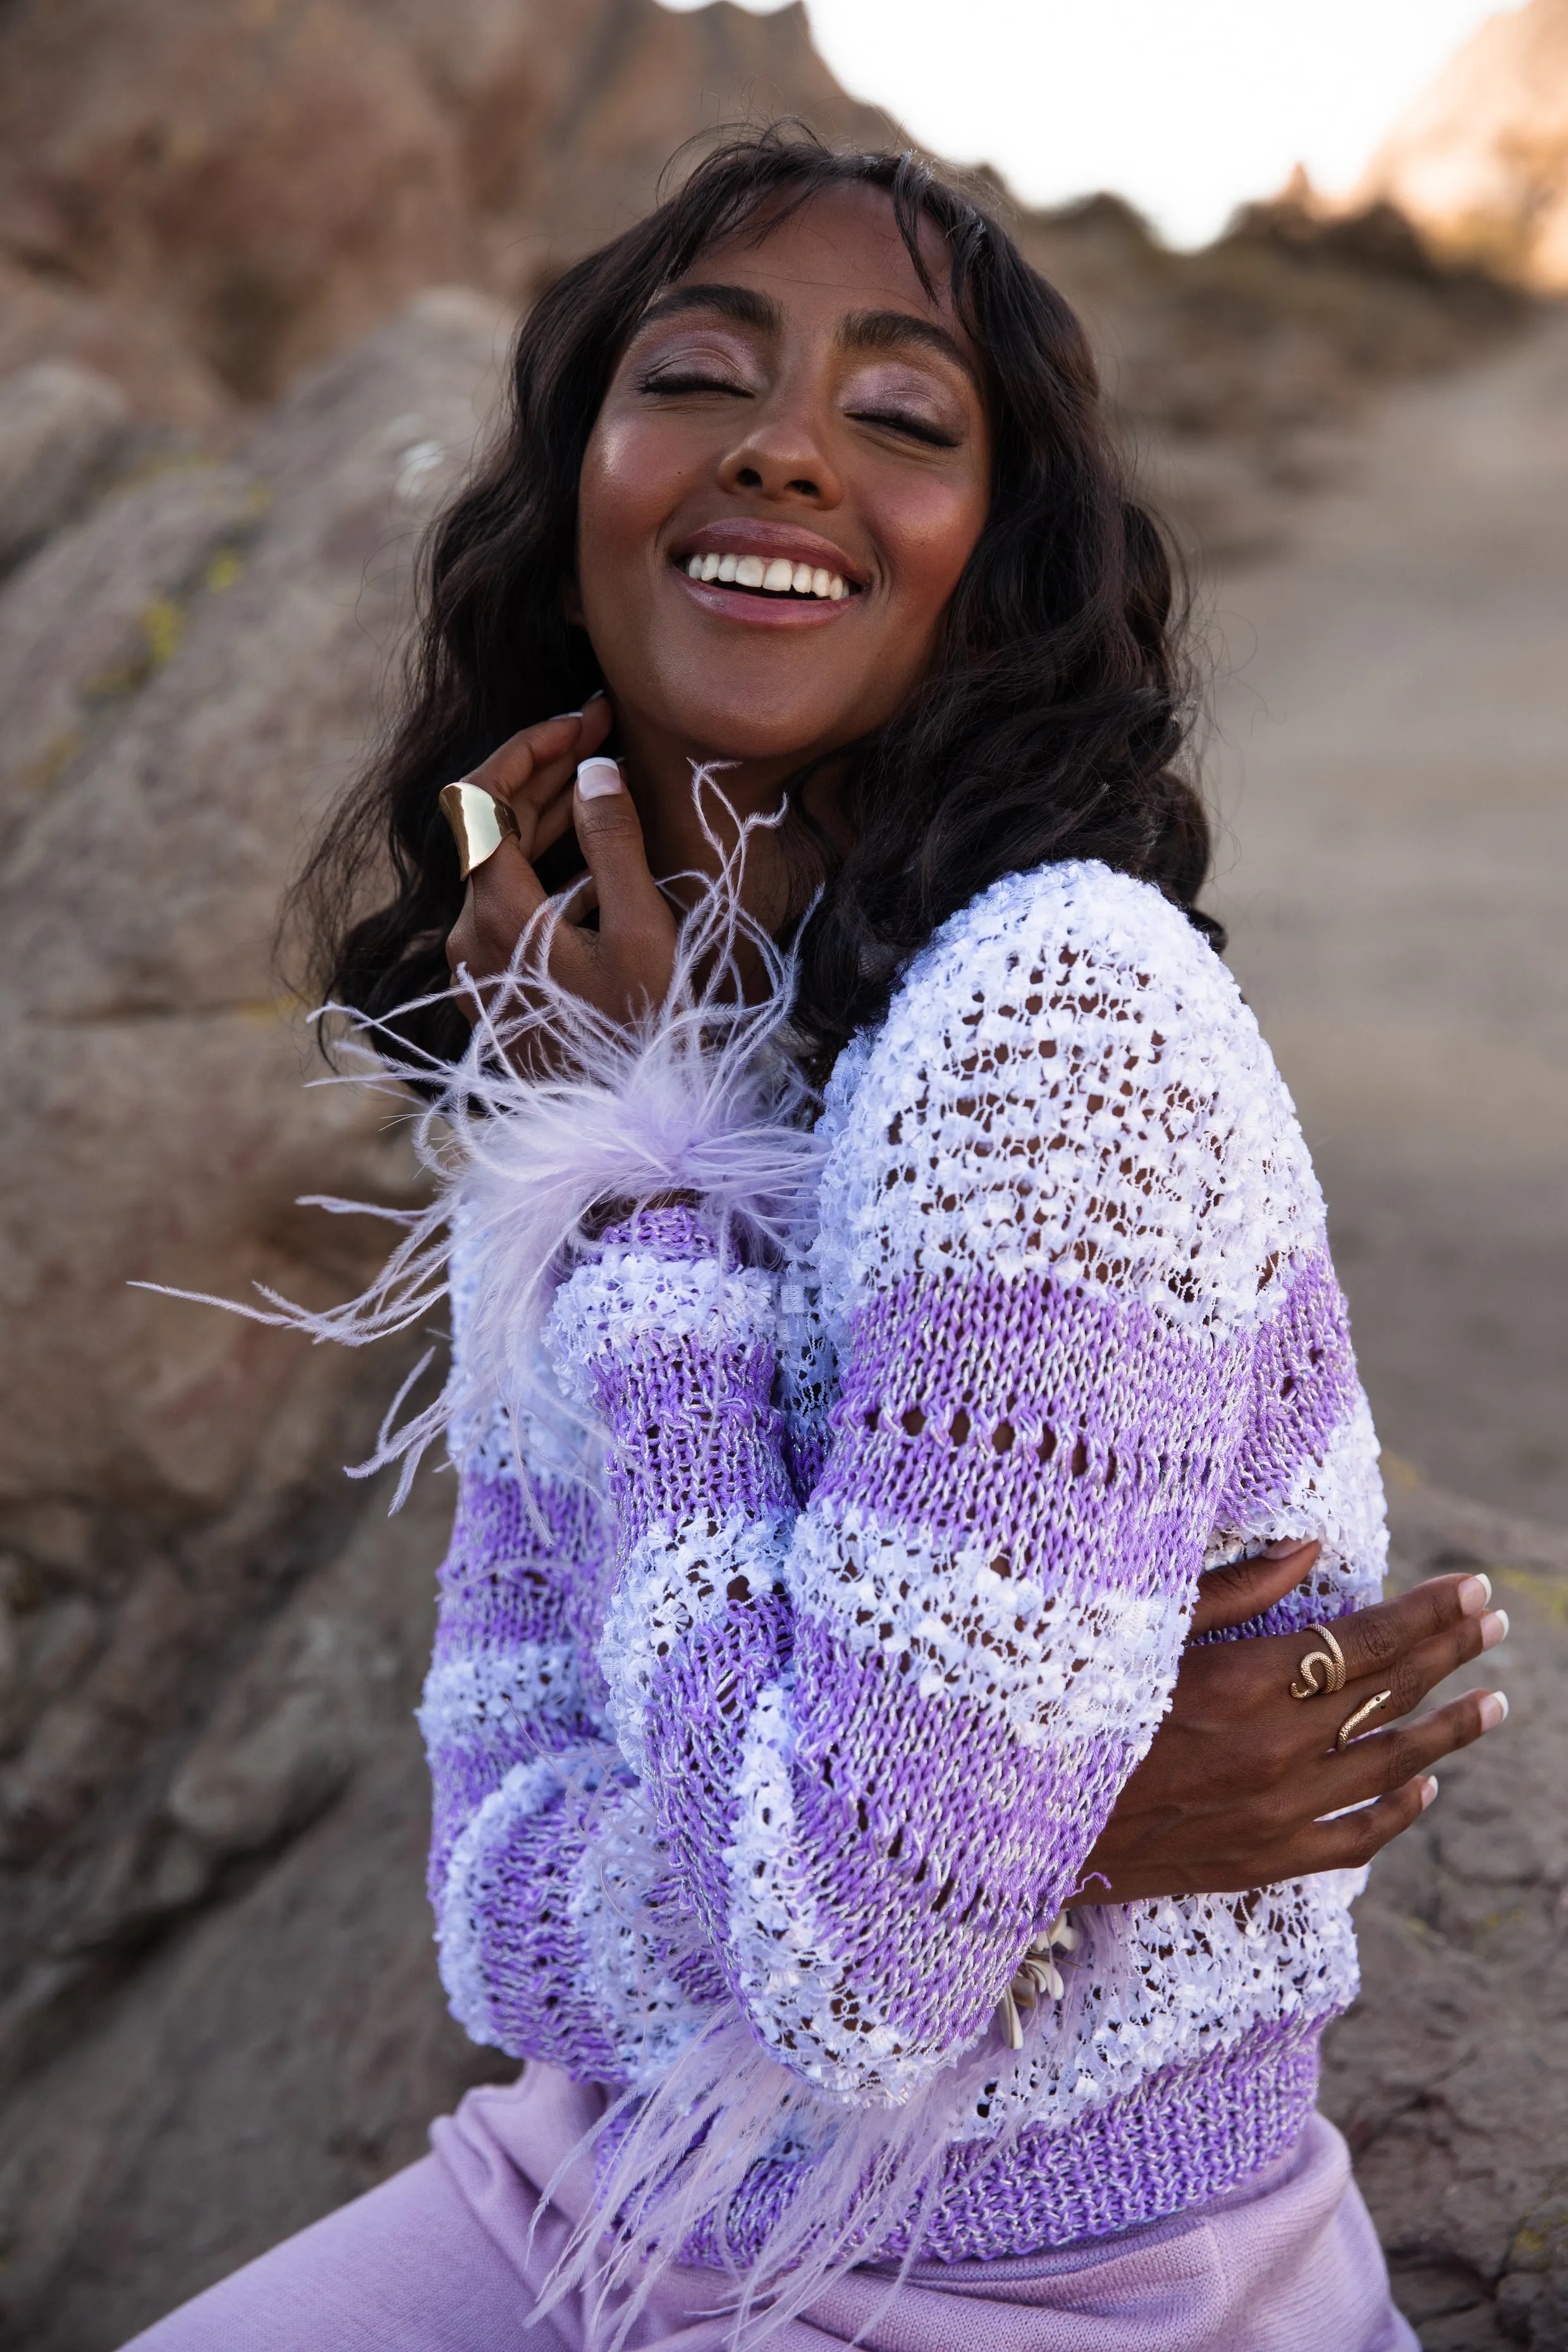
[611,707,848,935]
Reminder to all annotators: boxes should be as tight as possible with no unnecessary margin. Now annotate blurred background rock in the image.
[0,3,1562,2346]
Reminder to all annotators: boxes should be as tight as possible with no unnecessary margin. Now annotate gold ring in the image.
[1337,1689,1393,1751]
[1289,1623,1347,1700]
[439,780,520,879]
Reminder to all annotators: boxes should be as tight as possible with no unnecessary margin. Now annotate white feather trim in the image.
[133,773,826,1505]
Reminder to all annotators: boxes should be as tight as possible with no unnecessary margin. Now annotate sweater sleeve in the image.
[546,871,1287,2105]
[416,1337,634,2072]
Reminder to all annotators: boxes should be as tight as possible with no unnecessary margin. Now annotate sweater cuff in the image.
[546,1220,778,1407]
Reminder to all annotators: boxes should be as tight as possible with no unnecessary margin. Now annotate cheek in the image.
[578,413,703,582]
[885,475,989,617]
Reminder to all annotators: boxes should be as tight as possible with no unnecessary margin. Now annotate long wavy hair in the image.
[293,128,1221,1076]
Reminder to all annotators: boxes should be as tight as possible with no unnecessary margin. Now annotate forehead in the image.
[673,181,965,336]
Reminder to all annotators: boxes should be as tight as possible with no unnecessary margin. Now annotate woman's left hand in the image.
[1074,1542,1509,1903]
[445,712,678,1027]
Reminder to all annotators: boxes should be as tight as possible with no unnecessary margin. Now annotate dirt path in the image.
[1208,315,1568,1524]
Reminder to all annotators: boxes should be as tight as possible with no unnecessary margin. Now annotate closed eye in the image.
[637,368,752,399]
[847,406,962,450]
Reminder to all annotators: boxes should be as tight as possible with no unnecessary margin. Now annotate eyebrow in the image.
[633,285,981,394]
[635,283,783,335]
[838,309,982,393]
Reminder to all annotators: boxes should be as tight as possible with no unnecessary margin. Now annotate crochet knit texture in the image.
[419,857,1387,2280]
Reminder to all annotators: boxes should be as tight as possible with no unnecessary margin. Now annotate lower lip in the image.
[673,570,859,628]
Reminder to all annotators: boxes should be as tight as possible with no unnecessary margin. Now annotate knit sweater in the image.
[418,856,1387,2278]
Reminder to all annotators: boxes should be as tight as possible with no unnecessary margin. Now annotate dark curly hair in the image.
[293,128,1221,1075]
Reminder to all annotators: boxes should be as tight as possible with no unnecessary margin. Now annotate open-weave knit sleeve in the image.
[415,1331,634,2071]
[548,863,1308,2105]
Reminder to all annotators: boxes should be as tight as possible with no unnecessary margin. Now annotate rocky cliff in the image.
[1356,0,1568,293]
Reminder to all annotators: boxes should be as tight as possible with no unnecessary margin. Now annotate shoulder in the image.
[904,856,1238,1040]
[817,861,1325,1330]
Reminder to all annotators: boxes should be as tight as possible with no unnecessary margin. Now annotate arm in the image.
[419,1342,640,2074]
[546,878,1263,2103]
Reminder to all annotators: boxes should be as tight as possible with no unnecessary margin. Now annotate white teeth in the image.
[685,550,854,599]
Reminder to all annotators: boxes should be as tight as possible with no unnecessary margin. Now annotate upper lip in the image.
[671,517,868,589]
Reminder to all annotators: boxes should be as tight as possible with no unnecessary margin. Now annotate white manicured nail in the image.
[577,757,623,799]
[1479,1609,1509,1650]
[1478,1690,1509,1730]
[1420,1775,1439,1809]
[1457,1572,1491,1614]
[1262,1538,1309,1558]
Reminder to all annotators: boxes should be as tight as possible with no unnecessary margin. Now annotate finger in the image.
[1191,1541,1321,1637]
[1325,1599,1508,1733]
[465,697,614,840]
[1295,1684,1508,1814]
[448,841,549,982]
[1283,1687,1510,1875]
[1282,1772,1442,1876]
[1250,1570,1495,1701]
[568,760,674,1004]
[1328,1570,1497,1683]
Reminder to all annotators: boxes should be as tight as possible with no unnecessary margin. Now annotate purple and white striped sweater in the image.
[419,857,1387,2265]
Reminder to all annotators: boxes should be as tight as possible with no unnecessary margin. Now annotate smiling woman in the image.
[125,128,1509,2352]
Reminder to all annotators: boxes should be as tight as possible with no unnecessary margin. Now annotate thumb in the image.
[569,758,675,1001]
[1189,1540,1321,1638]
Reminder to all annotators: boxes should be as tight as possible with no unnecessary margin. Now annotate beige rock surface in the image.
[1357,0,1568,293]
[1211,315,1568,1529]
[0,287,509,2100]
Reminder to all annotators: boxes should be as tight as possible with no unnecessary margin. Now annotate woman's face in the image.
[575,183,993,829]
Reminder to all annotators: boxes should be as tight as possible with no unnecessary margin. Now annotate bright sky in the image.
[658,0,1522,248]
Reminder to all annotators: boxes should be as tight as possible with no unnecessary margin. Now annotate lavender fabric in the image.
[418,860,1395,2295]
[120,2062,1416,2352]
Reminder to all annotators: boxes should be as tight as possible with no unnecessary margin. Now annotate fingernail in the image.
[576,757,623,799]
[1479,1608,1509,1650]
[1420,1775,1439,1809]
[1457,1572,1492,1615]
[584,687,607,703]
[1261,1538,1309,1558]
[1478,1689,1509,1730]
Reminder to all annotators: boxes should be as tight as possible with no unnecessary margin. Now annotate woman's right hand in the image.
[1075,1543,1509,1904]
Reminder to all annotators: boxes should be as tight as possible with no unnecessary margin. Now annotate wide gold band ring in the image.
[1289,1623,1347,1701]
[1337,1689,1393,1751]
[439,780,520,879]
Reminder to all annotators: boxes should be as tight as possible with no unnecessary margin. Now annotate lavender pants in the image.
[122,2064,1417,2352]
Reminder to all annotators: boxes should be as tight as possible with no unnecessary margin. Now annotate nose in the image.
[716,393,843,508]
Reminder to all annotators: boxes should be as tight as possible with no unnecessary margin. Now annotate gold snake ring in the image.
[1289,1622,1347,1700]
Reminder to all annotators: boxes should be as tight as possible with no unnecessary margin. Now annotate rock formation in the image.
[1356,0,1568,292]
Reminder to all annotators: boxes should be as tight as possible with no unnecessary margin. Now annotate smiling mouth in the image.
[677,551,854,602]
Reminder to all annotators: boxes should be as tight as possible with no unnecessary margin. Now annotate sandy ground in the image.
[1207,314,1568,1526]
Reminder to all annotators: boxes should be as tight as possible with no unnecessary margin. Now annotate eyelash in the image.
[847,406,960,450]
[636,369,959,450]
